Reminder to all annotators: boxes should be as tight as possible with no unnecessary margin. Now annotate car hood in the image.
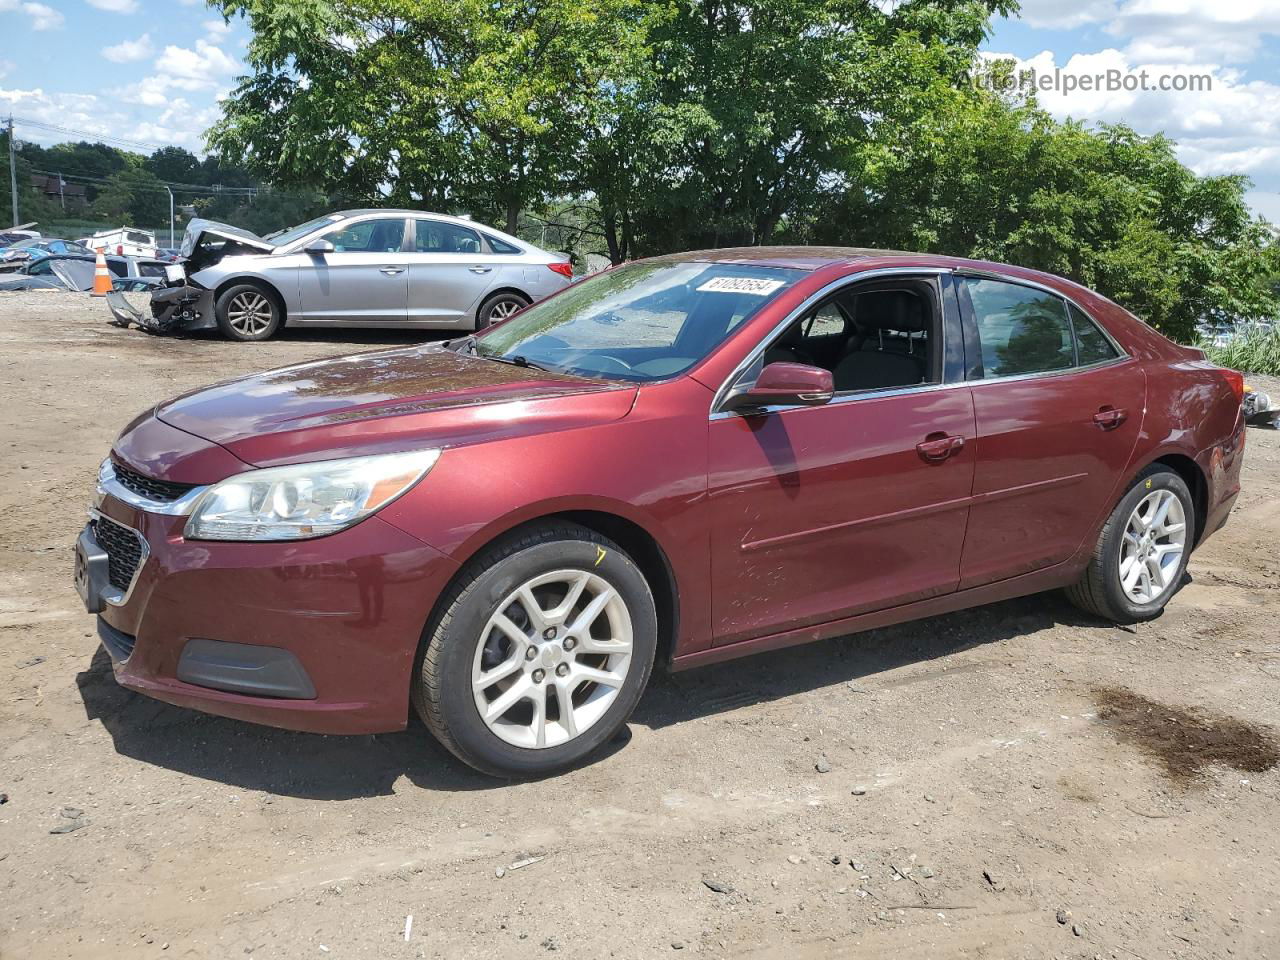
[154,346,638,467]
[179,219,276,258]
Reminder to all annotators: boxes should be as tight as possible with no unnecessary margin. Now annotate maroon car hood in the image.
[155,346,638,467]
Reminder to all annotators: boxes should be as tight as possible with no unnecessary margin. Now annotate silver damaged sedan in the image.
[106,209,575,341]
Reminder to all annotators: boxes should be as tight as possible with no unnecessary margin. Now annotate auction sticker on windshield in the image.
[696,277,786,295]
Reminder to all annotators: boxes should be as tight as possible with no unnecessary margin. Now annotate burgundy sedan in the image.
[75,248,1245,776]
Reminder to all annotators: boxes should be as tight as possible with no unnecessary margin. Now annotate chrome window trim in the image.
[709,266,951,417]
[952,269,1130,365]
[97,459,209,517]
[89,508,149,608]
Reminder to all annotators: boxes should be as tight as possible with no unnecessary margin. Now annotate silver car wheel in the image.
[471,569,633,749]
[226,291,273,336]
[490,298,523,321]
[1118,489,1187,604]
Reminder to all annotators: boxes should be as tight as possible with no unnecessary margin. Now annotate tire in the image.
[1066,465,1195,623]
[474,291,529,330]
[214,283,282,341]
[413,522,657,778]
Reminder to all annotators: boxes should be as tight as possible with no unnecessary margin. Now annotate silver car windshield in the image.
[473,262,805,382]
[266,215,343,246]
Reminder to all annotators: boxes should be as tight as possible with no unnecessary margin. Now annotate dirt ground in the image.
[2,290,1279,960]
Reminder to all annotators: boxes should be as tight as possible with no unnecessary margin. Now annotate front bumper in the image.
[106,284,216,334]
[81,494,459,734]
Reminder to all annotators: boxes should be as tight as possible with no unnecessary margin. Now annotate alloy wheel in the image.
[226,291,273,336]
[471,569,633,749]
[489,298,523,321]
[1118,489,1187,604]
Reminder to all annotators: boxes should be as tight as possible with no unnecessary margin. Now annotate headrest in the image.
[854,291,927,333]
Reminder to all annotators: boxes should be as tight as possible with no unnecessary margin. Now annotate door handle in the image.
[469,265,492,274]
[380,265,404,275]
[916,434,965,464]
[1093,406,1128,430]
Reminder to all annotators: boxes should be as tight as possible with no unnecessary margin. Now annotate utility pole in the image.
[58,172,65,211]
[6,116,18,228]
[165,185,174,247]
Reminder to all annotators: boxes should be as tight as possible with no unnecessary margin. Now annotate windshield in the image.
[267,215,343,245]
[473,261,805,382]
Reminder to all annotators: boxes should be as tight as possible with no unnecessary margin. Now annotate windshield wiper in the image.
[479,353,552,372]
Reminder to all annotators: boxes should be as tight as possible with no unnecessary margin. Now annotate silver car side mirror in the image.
[304,239,335,255]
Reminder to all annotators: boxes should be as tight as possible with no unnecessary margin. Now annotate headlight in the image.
[184,449,440,542]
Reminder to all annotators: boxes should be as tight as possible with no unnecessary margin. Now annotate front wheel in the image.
[413,522,657,777]
[214,283,282,341]
[1066,465,1195,623]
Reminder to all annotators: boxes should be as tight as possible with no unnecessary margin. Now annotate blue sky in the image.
[1,0,1279,219]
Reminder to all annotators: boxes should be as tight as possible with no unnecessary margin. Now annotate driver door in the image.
[706,275,976,647]
[295,216,410,323]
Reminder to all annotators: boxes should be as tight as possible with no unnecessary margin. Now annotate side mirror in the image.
[722,362,834,412]
[303,239,334,255]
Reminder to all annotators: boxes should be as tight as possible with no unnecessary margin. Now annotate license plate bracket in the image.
[74,525,110,614]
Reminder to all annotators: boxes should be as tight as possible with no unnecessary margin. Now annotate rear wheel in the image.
[474,291,529,330]
[413,522,657,777]
[215,283,281,341]
[1066,465,1194,623]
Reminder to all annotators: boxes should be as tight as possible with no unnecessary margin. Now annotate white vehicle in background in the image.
[78,227,158,258]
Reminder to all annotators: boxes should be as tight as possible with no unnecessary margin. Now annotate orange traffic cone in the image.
[91,248,112,297]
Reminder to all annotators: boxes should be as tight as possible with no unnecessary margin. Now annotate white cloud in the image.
[1108,1,1280,65]
[85,0,140,12]
[102,33,153,63]
[1012,0,1118,29]
[0,0,65,29]
[155,40,239,82]
[203,17,231,38]
[980,48,1280,195]
[0,85,218,153]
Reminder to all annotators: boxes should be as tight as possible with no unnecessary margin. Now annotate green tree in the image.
[209,0,657,232]
[92,167,170,226]
[145,146,202,184]
[813,67,1280,342]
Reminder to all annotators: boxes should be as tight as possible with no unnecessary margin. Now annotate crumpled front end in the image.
[106,283,217,334]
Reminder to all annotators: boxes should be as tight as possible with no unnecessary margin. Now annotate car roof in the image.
[332,208,514,235]
[643,246,1103,296]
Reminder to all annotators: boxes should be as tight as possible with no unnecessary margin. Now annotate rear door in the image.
[956,275,1145,588]
[295,216,410,323]
[406,219,501,326]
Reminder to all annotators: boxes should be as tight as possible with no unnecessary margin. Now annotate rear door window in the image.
[964,278,1074,378]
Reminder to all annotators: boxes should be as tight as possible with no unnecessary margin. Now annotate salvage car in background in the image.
[0,237,94,269]
[77,247,1246,777]
[106,209,574,340]
[0,255,168,293]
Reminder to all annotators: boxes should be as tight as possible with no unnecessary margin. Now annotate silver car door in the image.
[295,217,409,322]
[406,219,500,326]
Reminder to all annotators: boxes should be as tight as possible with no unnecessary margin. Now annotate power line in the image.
[30,167,264,196]
[12,116,169,153]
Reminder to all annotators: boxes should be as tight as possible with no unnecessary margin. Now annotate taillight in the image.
[547,262,573,279]
[1220,367,1245,406]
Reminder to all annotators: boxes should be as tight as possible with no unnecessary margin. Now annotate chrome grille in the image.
[110,460,196,504]
[94,516,144,592]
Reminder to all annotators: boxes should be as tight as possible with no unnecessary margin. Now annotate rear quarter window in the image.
[1070,303,1121,364]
